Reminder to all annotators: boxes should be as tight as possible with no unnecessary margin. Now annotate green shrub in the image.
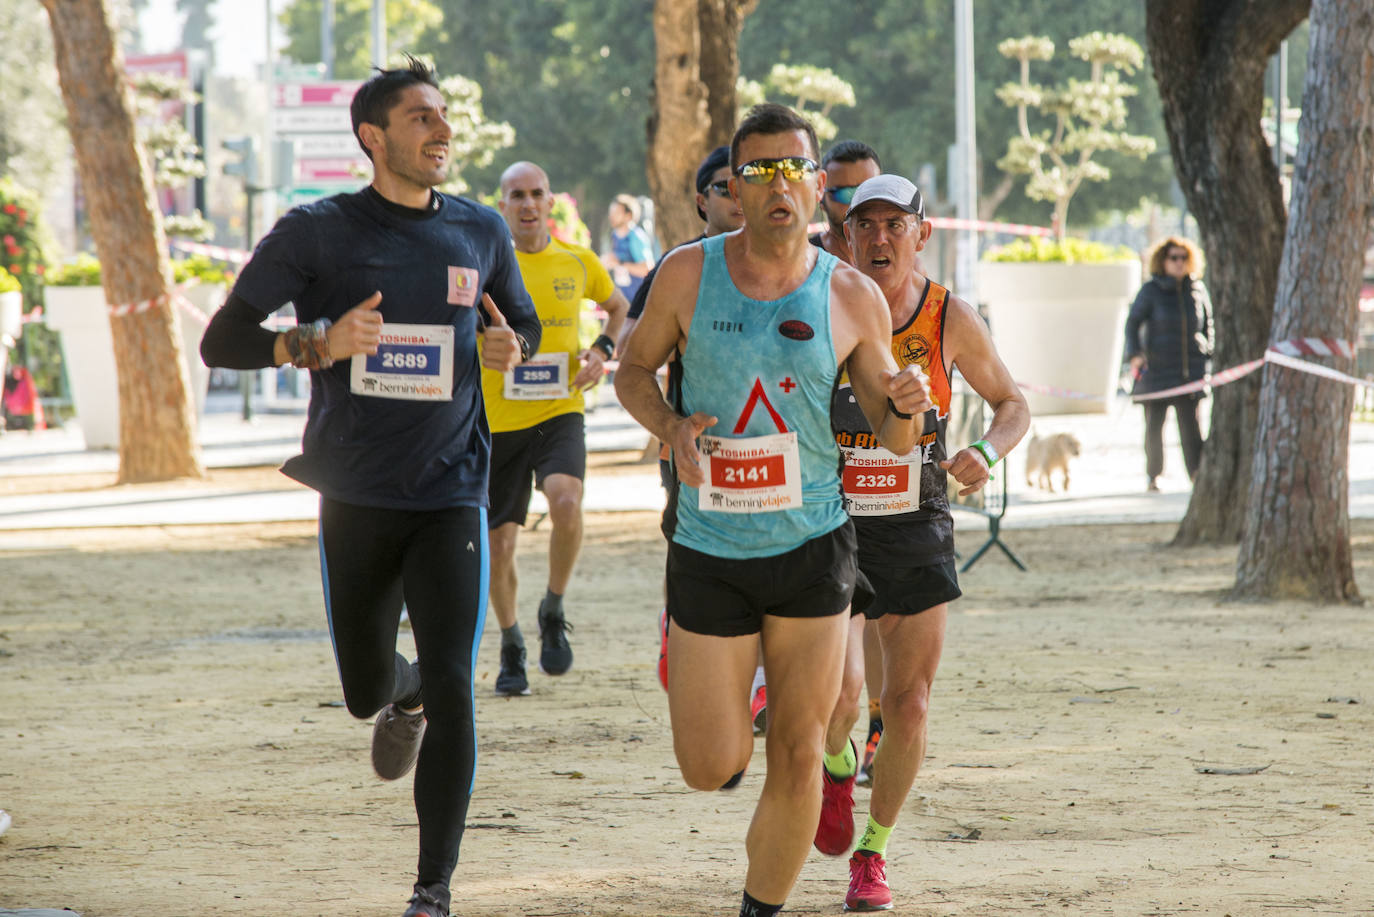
[0,178,52,308]
[0,266,20,294]
[983,236,1136,264]
[171,254,234,287]
[45,254,103,287]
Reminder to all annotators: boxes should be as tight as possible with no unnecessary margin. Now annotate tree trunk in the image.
[42,0,202,483]
[647,0,754,250]
[1144,0,1309,545]
[1233,0,1372,603]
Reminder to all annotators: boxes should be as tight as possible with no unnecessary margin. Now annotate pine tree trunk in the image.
[1144,0,1309,545]
[41,0,203,483]
[1233,0,1372,603]
[647,0,754,250]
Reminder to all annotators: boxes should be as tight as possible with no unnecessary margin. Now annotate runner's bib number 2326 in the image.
[697,431,802,514]
[839,445,921,516]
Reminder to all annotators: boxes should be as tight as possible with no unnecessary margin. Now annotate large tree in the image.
[1233,0,1372,602]
[1144,0,1309,545]
[647,0,756,248]
[41,0,202,482]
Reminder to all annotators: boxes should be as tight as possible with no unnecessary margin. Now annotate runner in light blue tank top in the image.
[673,233,849,559]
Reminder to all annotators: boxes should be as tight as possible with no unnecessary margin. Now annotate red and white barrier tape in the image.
[1131,340,1369,402]
[927,216,1054,237]
[1268,337,1355,359]
[1015,381,1106,401]
[106,287,210,326]
[169,239,252,265]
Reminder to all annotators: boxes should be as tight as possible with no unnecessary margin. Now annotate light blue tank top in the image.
[673,233,848,558]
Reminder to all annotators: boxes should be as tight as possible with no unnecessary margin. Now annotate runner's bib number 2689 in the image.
[350,323,454,401]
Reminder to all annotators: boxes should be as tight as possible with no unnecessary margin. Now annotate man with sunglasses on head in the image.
[816,174,1028,911]
[615,103,932,917]
[810,140,883,265]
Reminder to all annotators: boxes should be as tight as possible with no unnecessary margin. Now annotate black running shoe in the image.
[495,642,531,696]
[403,884,449,917]
[538,608,573,675]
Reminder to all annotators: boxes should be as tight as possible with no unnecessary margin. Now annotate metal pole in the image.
[323,0,335,79]
[372,0,386,71]
[953,0,979,308]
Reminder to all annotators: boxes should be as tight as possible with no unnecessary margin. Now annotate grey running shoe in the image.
[371,704,426,780]
[538,608,573,675]
[403,885,449,917]
[495,643,531,696]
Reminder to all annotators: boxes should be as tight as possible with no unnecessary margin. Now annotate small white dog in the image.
[1025,432,1082,492]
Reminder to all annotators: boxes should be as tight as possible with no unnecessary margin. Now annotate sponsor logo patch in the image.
[778,319,814,341]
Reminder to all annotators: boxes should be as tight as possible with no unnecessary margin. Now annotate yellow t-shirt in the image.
[482,237,616,432]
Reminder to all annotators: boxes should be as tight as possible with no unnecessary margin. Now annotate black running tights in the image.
[318,498,489,902]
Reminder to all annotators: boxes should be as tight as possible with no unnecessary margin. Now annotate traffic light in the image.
[222,136,259,183]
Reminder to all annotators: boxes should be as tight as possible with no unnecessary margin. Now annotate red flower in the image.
[34,264,45,275]
[8,264,19,274]
[2,236,13,246]
[1,204,15,214]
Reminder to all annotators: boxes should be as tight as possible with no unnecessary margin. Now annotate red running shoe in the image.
[845,850,893,911]
[750,685,767,736]
[657,609,669,691]
[814,739,857,855]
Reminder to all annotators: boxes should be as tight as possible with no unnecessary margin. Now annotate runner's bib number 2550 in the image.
[697,431,802,514]
[503,352,570,400]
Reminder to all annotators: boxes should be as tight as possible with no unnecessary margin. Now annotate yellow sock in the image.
[856,815,893,856]
[823,740,857,779]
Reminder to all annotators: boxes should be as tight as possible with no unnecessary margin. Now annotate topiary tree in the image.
[737,63,856,143]
[130,70,211,241]
[996,31,1156,241]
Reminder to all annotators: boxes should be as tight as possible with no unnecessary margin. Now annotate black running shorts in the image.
[487,412,586,527]
[855,556,961,620]
[666,520,858,637]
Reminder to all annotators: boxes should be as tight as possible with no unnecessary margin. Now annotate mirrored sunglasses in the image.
[828,185,859,205]
[707,180,731,197]
[736,157,819,185]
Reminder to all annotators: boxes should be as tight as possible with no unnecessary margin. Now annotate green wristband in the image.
[970,439,999,467]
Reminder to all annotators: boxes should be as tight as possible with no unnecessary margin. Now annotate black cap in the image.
[694,145,730,220]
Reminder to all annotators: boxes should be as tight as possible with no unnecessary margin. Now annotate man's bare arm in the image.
[613,246,717,487]
[940,294,1030,495]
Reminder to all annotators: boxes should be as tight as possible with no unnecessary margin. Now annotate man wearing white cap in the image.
[814,173,1029,911]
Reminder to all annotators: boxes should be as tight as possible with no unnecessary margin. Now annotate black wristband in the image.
[591,333,615,361]
[887,397,913,420]
[514,332,530,363]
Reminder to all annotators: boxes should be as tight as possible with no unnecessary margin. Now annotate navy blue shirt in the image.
[231,188,540,511]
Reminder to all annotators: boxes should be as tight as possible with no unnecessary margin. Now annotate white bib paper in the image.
[697,431,802,514]
[349,324,454,401]
[503,352,570,400]
[839,445,922,516]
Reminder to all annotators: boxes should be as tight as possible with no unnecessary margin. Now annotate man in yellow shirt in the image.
[484,161,629,695]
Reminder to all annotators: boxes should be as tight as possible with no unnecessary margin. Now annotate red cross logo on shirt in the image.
[779,377,797,393]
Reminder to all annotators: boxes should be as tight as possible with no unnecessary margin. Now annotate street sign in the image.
[283,182,365,207]
[296,158,368,182]
[272,81,363,108]
[272,106,352,135]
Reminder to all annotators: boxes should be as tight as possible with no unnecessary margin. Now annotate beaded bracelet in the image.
[285,318,334,370]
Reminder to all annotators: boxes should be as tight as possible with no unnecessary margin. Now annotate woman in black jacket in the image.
[1124,237,1213,491]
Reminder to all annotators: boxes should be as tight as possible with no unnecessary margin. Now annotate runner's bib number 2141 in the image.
[839,445,921,516]
[697,431,802,514]
[350,324,454,401]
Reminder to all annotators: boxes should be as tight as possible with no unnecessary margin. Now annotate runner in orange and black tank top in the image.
[830,277,954,566]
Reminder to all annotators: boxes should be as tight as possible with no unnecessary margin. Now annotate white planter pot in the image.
[978,261,1141,415]
[0,289,20,379]
[43,283,222,450]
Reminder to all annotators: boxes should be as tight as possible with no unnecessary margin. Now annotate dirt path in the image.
[1,501,1371,916]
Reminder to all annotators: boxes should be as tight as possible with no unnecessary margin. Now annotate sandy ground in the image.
[1,460,1372,917]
